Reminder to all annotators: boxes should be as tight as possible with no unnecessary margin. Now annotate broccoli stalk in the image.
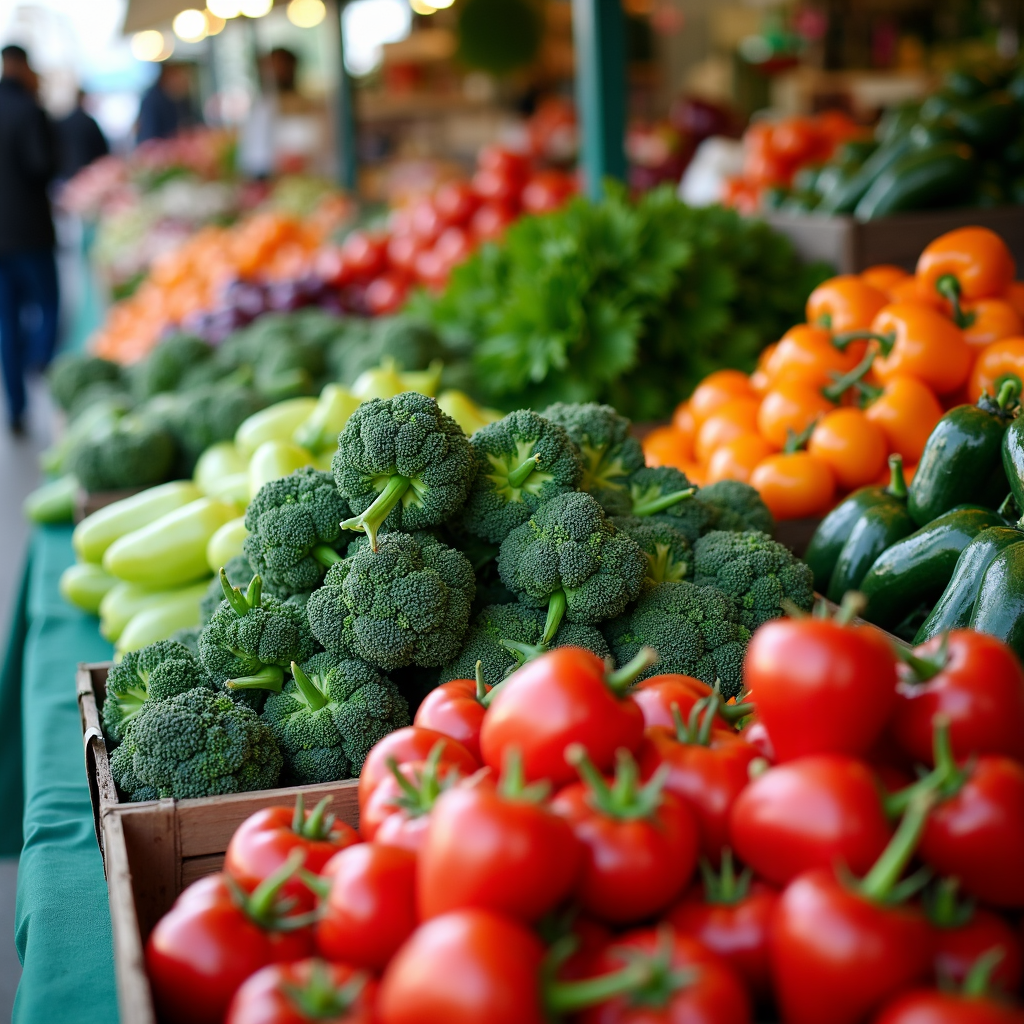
[611,516,691,586]
[219,574,285,691]
[628,478,697,517]
[339,473,413,552]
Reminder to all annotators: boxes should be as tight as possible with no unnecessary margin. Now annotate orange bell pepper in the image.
[688,370,755,425]
[706,433,776,484]
[861,374,943,465]
[751,452,835,520]
[1004,281,1024,319]
[968,337,1024,402]
[807,407,888,491]
[757,379,835,450]
[806,276,889,332]
[860,264,909,296]
[962,298,1024,348]
[764,324,861,390]
[695,397,760,464]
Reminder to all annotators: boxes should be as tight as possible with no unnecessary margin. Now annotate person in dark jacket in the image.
[0,44,58,434]
[137,62,193,144]
[56,90,108,181]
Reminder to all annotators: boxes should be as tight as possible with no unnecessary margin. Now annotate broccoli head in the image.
[111,687,282,800]
[200,554,256,624]
[542,402,646,516]
[698,480,774,536]
[306,532,475,671]
[610,516,691,586]
[693,530,814,631]
[243,468,352,595]
[129,334,214,399]
[496,491,646,642]
[169,625,202,659]
[48,353,123,413]
[199,571,320,693]
[262,653,410,784]
[332,392,475,551]
[604,581,751,698]
[622,466,716,545]
[68,414,176,493]
[102,639,212,744]
[460,410,582,543]
[438,602,611,684]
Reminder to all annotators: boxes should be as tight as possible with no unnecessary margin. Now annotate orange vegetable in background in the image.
[961,298,1024,348]
[706,434,776,485]
[642,425,692,469]
[751,452,835,520]
[688,370,755,425]
[1004,281,1024,319]
[757,380,834,450]
[887,276,947,310]
[805,276,888,332]
[861,374,943,464]
[917,226,1016,310]
[968,337,1024,401]
[695,397,761,463]
[860,264,909,295]
[764,325,860,390]
[672,403,696,440]
[750,343,777,394]
[807,407,887,491]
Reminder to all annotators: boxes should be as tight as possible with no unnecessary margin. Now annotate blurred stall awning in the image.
[122,0,285,33]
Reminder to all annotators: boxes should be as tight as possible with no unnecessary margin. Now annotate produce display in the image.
[646,226,1024,520]
[135,604,1024,1024]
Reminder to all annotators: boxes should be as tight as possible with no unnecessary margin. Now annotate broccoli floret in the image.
[102,640,212,744]
[243,468,352,596]
[306,532,475,671]
[623,466,714,544]
[111,687,282,800]
[169,625,202,659]
[610,516,691,586]
[496,491,646,642]
[542,402,646,516]
[461,410,582,543]
[262,652,410,784]
[604,581,751,698]
[693,530,814,631]
[439,602,611,684]
[698,480,775,536]
[48,353,123,412]
[129,334,214,399]
[332,392,475,551]
[200,555,256,624]
[216,314,328,400]
[199,571,320,696]
[68,414,176,493]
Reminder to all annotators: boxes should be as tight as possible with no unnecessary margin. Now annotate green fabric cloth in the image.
[8,526,117,1024]
[0,552,29,855]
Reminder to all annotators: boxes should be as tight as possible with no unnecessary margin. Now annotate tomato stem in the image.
[963,948,1004,998]
[301,796,335,841]
[230,848,320,931]
[884,716,963,817]
[670,696,718,746]
[834,591,867,627]
[498,747,550,803]
[605,647,658,696]
[282,961,369,1018]
[895,633,949,684]
[923,877,974,928]
[857,791,934,904]
[386,741,453,817]
[474,660,488,704]
[566,745,668,821]
[996,377,1021,412]
[700,849,752,905]
[782,419,818,454]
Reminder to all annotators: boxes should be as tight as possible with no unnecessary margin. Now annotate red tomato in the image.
[340,231,388,280]
[744,614,898,762]
[434,180,479,225]
[872,987,1024,1024]
[312,247,349,287]
[377,910,548,1024]
[919,755,1024,908]
[729,755,891,886]
[146,873,315,1024]
[417,770,580,923]
[479,647,647,787]
[551,748,698,924]
[520,170,574,214]
[741,717,776,762]
[637,721,759,862]
[433,226,473,269]
[470,202,516,242]
[315,843,417,971]
[386,233,423,275]
[666,861,778,1002]
[358,727,478,810]
[409,198,444,244]
[412,248,449,290]
[575,928,752,1024]
[892,631,1024,766]
[631,674,752,732]
[476,144,529,180]
[224,798,360,910]
[414,674,488,759]
[771,868,933,1024]
[225,959,377,1024]
[472,167,522,207]
[364,273,409,316]
[931,905,1023,993]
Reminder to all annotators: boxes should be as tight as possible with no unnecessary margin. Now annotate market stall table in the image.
[2,525,117,1024]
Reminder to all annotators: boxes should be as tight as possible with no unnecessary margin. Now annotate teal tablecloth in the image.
[2,526,117,1024]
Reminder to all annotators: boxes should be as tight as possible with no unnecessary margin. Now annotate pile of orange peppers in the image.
[644,226,1024,521]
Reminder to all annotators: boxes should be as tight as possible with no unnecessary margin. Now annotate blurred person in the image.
[0,44,59,435]
[56,90,109,181]
[137,62,194,144]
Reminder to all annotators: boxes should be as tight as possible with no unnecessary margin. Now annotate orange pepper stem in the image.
[832,330,895,356]
[935,274,975,329]
[782,419,817,454]
[821,349,876,403]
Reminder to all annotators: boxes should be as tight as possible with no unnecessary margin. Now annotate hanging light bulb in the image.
[287,0,326,25]
[173,8,208,42]
[409,0,438,13]
[207,0,243,17]
[239,0,274,16]
[205,11,227,33]
[131,30,173,61]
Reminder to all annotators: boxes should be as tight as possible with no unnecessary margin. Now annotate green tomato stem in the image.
[340,474,411,552]
[605,647,658,696]
[283,962,369,1019]
[506,454,541,490]
[474,660,488,703]
[895,633,949,684]
[242,848,308,926]
[857,792,934,903]
[301,796,335,841]
[963,948,1004,998]
[226,665,285,692]
[632,487,696,518]
[700,849,753,905]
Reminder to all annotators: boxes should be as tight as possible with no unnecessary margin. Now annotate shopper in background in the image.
[137,62,193,144]
[56,90,108,181]
[0,44,59,435]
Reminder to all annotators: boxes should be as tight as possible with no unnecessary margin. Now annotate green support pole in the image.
[571,0,627,199]
[329,0,358,192]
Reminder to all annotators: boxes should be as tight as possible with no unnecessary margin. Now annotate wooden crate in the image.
[763,206,1024,274]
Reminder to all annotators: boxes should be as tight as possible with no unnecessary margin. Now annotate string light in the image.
[131,30,173,61]
[239,0,274,16]
[286,0,326,26]
[205,11,227,33]
[207,0,242,17]
[172,8,208,42]
[409,0,437,13]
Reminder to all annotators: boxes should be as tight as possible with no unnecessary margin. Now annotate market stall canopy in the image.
[122,0,284,33]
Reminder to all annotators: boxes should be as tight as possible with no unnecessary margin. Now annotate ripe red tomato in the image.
[418,771,580,923]
[412,247,449,290]
[146,873,315,1024]
[434,180,479,226]
[472,167,522,207]
[771,868,933,1024]
[358,727,478,810]
[729,755,891,886]
[476,144,529,180]
[312,246,349,287]
[414,674,488,759]
[340,231,388,280]
[638,724,759,861]
[744,615,898,762]
[225,959,377,1024]
[364,273,409,316]
[377,910,548,1024]
[919,755,1024,908]
[631,674,751,732]
[931,906,1023,992]
[575,928,752,1024]
[386,233,423,275]
[433,226,473,269]
[224,799,360,910]
[666,865,778,1001]
[520,170,574,214]
[409,198,444,244]
[551,749,697,924]
[892,631,1024,766]
[872,987,1024,1024]
[315,843,417,971]
[479,647,646,787]
[470,202,516,242]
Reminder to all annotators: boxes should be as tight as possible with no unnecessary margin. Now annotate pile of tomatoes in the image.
[645,226,1024,520]
[313,145,577,317]
[144,609,1024,1024]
